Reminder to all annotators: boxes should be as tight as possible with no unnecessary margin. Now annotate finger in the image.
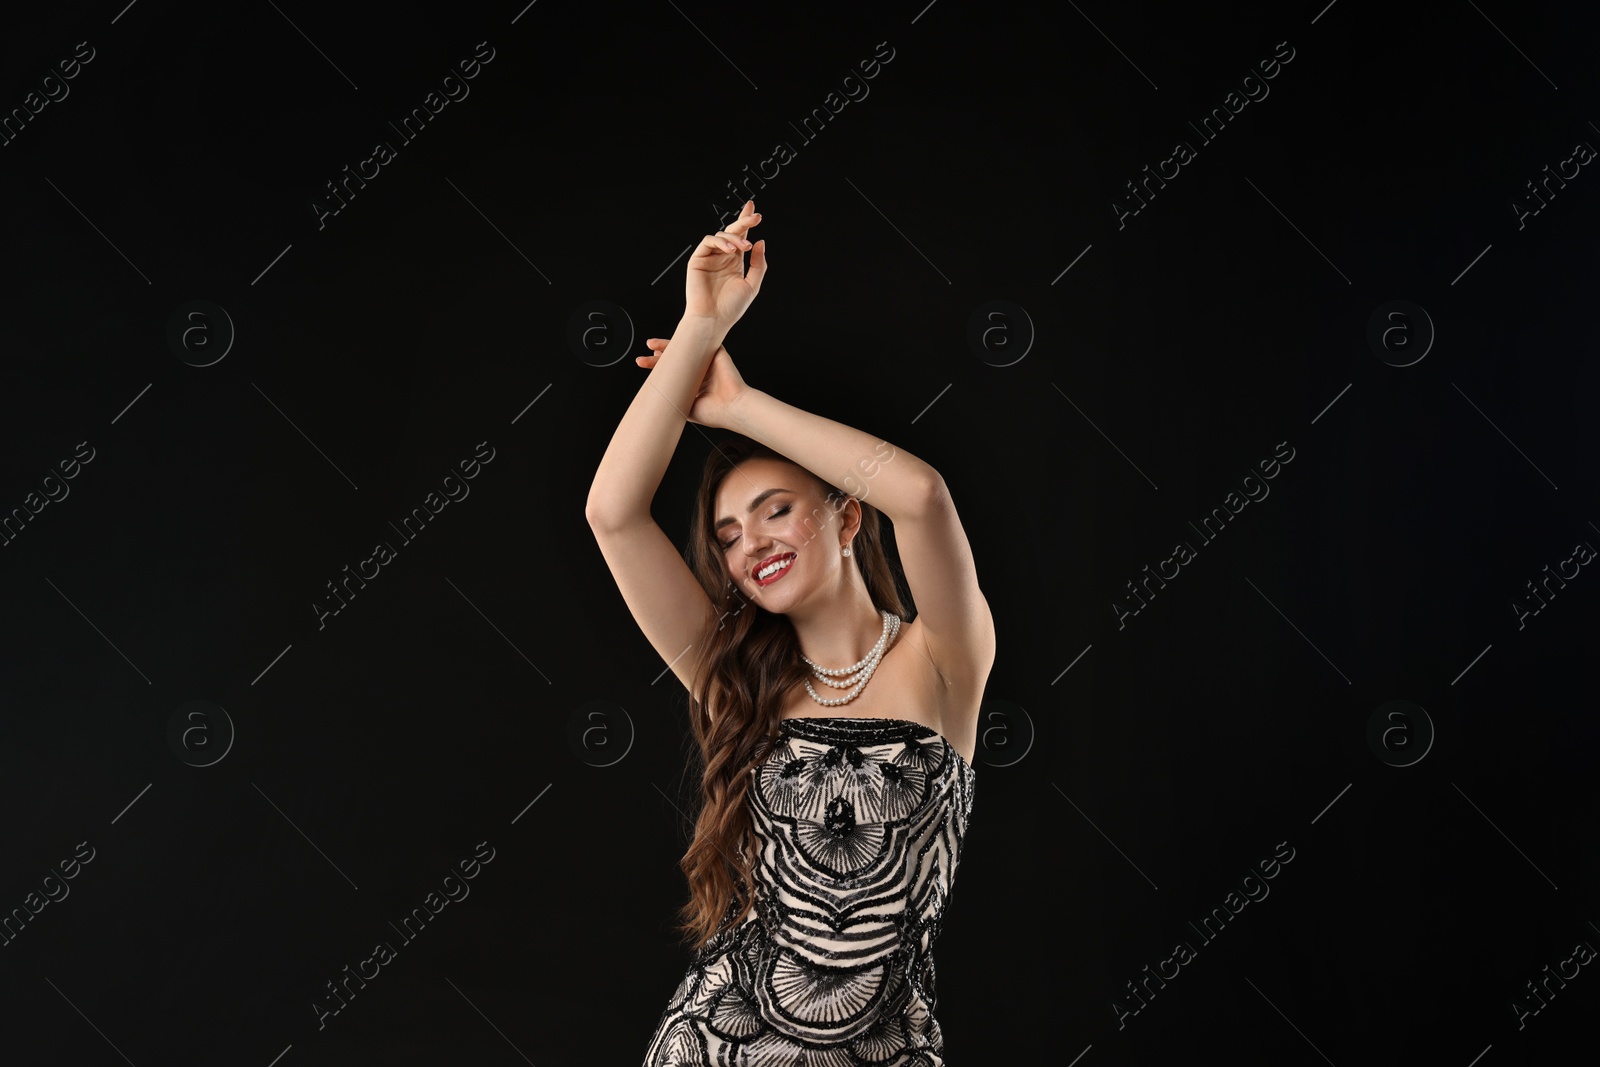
[719,202,755,233]
[693,233,742,258]
[723,207,762,239]
[713,204,761,243]
[744,239,768,291]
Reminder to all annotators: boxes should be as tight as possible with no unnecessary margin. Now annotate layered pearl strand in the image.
[801,607,901,706]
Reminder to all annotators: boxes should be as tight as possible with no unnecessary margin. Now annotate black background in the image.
[1,1,1596,1064]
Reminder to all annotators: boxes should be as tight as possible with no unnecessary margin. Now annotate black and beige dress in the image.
[644,715,977,1066]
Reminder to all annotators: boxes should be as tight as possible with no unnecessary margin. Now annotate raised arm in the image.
[724,390,941,521]
[725,390,994,690]
[584,314,725,527]
[584,202,766,526]
[616,205,993,690]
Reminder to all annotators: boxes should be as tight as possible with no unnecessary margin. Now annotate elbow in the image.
[585,479,617,526]
[904,468,948,518]
[586,493,643,531]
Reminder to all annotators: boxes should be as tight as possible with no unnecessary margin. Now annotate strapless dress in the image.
[644,715,976,1065]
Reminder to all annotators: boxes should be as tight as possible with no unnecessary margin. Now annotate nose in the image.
[743,540,781,572]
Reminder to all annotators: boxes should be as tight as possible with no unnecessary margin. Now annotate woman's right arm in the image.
[585,202,765,527]
[582,206,765,694]
[583,313,727,529]
[584,318,728,694]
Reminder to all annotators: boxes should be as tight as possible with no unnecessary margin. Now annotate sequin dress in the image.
[644,715,976,1066]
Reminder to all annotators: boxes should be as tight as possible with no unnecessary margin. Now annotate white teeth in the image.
[757,556,793,579]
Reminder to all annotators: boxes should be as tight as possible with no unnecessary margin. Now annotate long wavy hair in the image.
[673,432,912,953]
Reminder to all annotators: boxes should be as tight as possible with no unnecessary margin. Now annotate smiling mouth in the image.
[753,553,796,584]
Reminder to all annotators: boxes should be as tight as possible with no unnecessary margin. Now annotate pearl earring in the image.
[842,545,851,557]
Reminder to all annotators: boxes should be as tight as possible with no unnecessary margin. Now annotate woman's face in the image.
[713,458,847,603]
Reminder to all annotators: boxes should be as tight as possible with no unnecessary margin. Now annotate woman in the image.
[585,201,996,1065]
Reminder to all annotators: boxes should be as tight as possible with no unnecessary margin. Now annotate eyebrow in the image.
[714,487,794,532]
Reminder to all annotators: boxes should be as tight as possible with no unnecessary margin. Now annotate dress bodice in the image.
[645,715,976,1065]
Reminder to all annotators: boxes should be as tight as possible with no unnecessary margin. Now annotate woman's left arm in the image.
[727,388,996,678]
[726,387,939,520]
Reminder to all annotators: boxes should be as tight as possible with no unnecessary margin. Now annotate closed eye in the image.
[721,505,790,550]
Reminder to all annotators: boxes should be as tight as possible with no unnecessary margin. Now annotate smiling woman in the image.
[584,201,994,1065]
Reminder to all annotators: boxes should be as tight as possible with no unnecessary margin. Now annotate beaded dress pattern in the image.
[644,716,976,1066]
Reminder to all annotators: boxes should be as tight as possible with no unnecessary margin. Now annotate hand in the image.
[636,338,748,430]
[685,201,767,326]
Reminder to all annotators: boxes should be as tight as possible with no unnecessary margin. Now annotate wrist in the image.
[679,312,727,328]
[727,387,766,432]
[674,314,730,345]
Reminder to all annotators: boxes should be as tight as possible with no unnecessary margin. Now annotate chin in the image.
[749,575,797,598]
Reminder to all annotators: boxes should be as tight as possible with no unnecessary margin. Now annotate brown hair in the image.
[672,432,912,952]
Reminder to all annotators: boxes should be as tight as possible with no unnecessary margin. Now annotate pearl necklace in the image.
[800,609,901,706]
